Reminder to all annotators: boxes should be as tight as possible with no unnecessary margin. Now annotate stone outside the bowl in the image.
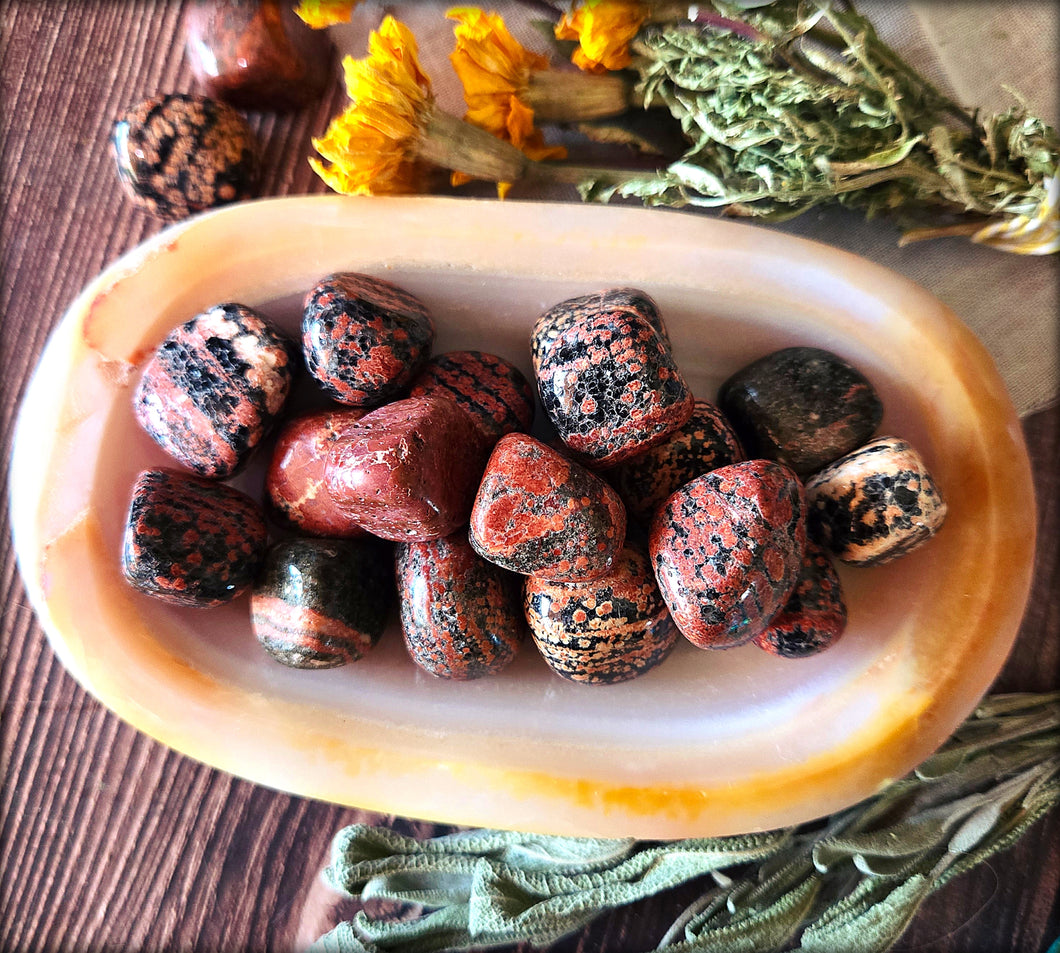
[134,303,298,479]
[805,436,948,566]
[396,532,524,680]
[611,399,745,525]
[265,408,369,537]
[407,350,535,445]
[650,460,807,650]
[753,541,848,659]
[183,0,335,111]
[251,537,392,669]
[524,544,677,685]
[324,396,488,542]
[112,93,259,221]
[121,467,267,607]
[469,433,627,582]
[718,346,884,477]
[302,272,435,407]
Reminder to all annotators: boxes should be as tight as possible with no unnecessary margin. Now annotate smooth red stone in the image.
[469,434,626,582]
[324,396,488,541]
[524,545,676,684]
[183,0,335,110]
[265,408,369,537]
[649,460,806,649]
[396,532,524,680]
[753,541,847,658]
[407,350,534,446]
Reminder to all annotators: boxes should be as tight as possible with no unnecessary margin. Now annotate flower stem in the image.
[416,109,531,184]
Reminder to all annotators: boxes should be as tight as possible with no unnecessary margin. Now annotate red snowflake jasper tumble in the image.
[531,289,693,468]
[302,272,434,406]
[650,460,807,649]
[469,433,626,582]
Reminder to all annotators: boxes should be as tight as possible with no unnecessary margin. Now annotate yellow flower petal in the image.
[446,6,567,190]
[293,0,360,29]
[555,0,650,74]
[309,16,433,195]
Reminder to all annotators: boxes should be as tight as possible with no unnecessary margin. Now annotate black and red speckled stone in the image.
[183,0,334,110]
[753,541,847,658]
[533,309,694,468]
[649,460,806,649]
[718,346,883,477]
[469,433,626,582]
[265,408,369,537]
[611,399,745,525]
[395,532,524,680]
[530,288,670,367]
[112,93,259,220]
[302,273,435,407]
[524,544,677,685]
[324,396,488,541]
[251,537,392,669]
[135,303,298,479]
[805,436,948,566]
[407,350,534,446]
[121,468,267,607]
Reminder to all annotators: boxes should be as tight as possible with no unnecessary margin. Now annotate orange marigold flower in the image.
[555,0,651,74]
[293,0,361,29]
[309,16,433,195]
[447,6,567,195]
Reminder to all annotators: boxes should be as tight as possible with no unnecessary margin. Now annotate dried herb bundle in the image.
[574,0,1059,253]
[311,691,1060,953]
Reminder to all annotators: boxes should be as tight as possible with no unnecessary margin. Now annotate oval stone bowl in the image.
[9,196,1035,839]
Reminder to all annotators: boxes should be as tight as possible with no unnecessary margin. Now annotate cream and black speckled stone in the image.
[112,93,259,220]
[251,537,393,669]
[718,346,883,477]
[805,436,947,566]
[524,545,676,684]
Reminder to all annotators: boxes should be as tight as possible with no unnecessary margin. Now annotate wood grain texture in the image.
[1,3,1057,952]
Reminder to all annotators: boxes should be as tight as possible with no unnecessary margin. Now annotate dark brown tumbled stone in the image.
[718,346,883,477]
[251,537,392,669]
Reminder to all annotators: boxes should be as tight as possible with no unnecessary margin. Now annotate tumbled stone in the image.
[469,433,626,582]
[135,303,298,478]
[805,436,947,566]
[112,93,259,220]
[611,399,744,524]
[265,408,368,537]
[650,460,806,649]
[121,468,267,606]
[753,542,847,658]
[302,273,434,407]
[395,532,523,680]
[532,307,693,468]
[530,288,670,367]
[183,0,334,110]
[251,537,392,669]
[718,346,883,477]
[524,544,676,685]
[407,350,534,446]
[324,396,488,541]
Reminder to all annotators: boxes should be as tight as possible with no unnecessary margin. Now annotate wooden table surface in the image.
[1,3,1057,951]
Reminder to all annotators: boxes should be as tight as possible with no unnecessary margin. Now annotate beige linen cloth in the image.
[332,1,1058,416]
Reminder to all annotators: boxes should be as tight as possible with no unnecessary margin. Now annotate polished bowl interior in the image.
[9,196,1035,838]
